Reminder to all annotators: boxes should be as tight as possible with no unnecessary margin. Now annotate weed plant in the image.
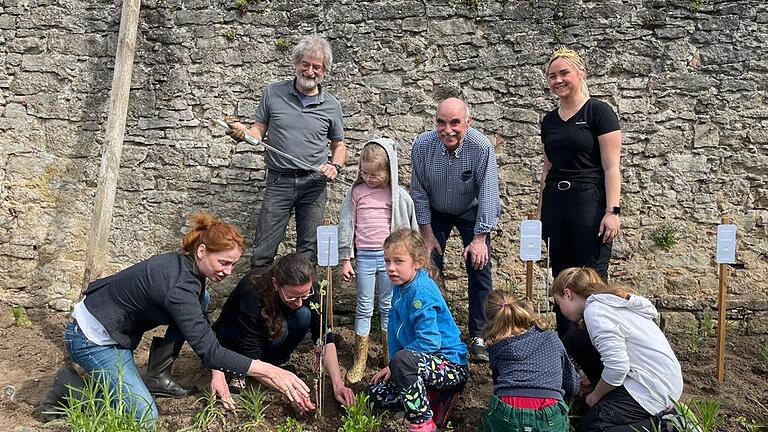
[337,393,384,432]
[698,310,715,338]
[235,385,269,429]
[651,223,679,252]
[761,342,768,365]
[56,368,157,432]
[11,305,32,327]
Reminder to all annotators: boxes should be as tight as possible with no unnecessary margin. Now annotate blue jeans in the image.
[354,249,392,336]
[215,305,312,365]
[430,206,493,338]
[251,169,327,271]
[64,322,157,426]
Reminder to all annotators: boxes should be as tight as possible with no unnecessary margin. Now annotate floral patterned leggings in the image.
[368,350,469,424]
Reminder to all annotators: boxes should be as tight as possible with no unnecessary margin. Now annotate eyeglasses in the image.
[299,60,324,73]
[277,285,315,302]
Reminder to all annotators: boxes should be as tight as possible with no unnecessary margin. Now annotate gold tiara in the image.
[549,46,582,61]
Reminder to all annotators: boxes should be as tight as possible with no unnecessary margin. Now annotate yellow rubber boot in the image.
[346,334,369,383]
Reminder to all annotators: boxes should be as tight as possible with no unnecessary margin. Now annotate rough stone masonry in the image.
[0,0,766,333]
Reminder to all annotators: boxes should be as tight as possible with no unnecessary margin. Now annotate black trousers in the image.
[577,386,656,432]
[541,181,612,385]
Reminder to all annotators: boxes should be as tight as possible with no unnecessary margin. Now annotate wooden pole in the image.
[525,214,534,301]
[715,216,730,383]
[82,0,142,288]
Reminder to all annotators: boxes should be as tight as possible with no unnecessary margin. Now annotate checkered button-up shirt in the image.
[410,127,500,234]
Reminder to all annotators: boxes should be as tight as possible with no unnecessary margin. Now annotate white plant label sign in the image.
[317,225,339,267]
[716,224,736,264]
[519,219,542,261]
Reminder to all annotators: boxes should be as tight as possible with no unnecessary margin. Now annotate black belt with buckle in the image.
[271,169,315,176]
[547,180,600,191]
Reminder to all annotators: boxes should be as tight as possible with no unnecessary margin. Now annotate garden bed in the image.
[0,307,766,431]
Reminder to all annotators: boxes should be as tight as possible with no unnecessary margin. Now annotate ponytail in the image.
[180,212,244,256]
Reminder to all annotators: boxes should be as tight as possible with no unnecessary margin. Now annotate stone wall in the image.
[1,0,766,332]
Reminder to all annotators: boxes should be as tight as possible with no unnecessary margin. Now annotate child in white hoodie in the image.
[551,267,683,432]
[338,139,419,383]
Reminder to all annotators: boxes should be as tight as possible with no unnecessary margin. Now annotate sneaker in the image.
[470,337,489,363]
[408,418,437,432]
[428,389,461,429]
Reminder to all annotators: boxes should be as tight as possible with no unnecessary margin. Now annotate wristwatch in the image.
[607,206,621,215]
[331,163,343,172]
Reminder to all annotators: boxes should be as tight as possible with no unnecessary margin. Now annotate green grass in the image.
[337,393,384,432]
[55,364,157,431]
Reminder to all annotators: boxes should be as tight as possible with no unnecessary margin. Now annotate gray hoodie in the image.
[338,138,419,260]
[585,293,683,415]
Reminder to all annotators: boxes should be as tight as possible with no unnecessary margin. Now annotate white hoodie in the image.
[585,293,683,415]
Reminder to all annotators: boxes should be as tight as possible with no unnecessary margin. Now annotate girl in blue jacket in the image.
[368,229,469,432]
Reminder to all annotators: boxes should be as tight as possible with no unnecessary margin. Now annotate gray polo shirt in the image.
[254,79,344,171]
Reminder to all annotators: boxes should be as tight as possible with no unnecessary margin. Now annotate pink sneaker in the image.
[427,389,461,428]
[407,418,437,432]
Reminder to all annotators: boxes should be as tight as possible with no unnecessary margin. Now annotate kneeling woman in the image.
[212,253,354,410]
[43,213,311,425]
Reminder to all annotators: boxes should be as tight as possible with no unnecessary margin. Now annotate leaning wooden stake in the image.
[82,0,142,288]
[715,216,730,383]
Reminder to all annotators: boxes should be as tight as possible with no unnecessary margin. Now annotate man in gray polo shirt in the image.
[227,35,346,271]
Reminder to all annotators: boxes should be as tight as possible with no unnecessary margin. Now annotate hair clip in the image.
[549,46,581,61]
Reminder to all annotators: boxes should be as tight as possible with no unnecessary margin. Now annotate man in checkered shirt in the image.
[410,97,500,363]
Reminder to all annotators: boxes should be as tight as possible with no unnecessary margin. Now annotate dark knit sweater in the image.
[83,252,252,377]
[488,326,579,400]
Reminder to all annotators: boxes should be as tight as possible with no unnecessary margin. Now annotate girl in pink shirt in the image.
[338,139,418,383]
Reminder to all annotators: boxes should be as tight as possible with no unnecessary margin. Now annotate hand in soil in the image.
[210,370,235,410]
[333,382,355,406]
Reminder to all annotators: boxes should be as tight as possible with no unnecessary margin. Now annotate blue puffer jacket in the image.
[387,269,468,365]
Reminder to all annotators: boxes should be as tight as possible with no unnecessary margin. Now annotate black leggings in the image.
[577,386,656,432]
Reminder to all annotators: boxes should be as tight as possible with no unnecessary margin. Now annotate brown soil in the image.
[1,307,766,431]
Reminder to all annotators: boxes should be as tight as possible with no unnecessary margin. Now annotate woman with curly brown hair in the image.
[212,252,353,411]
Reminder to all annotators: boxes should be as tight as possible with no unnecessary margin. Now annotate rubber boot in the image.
[144,337,196,398]
[40,365,85,422]
[346,334,369,383]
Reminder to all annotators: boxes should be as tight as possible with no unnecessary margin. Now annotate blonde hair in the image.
[180,212,244,256]
[483,290,547,345]
[383,229,442,283]
[550,267,635,299]
[357,142,390,185]
[547,47,590,98]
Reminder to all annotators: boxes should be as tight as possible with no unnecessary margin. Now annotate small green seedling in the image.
[277,417,306,432]
[57,360,157,431]
[235,385,269,429]
[12,305,32,327]
[698,310,715,338]
[686,323,701,354]
[191,391,227,430]
[223,29,235,41]
[337,393,384,432]
[651,223,679,252]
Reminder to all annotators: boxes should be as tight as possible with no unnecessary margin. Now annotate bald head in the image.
[435,98,471,151]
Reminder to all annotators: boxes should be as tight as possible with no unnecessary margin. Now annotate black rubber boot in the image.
[40,365,85,422]
[144,337,196,398]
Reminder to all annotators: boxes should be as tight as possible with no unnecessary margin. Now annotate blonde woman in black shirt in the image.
[537,47,622,387]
